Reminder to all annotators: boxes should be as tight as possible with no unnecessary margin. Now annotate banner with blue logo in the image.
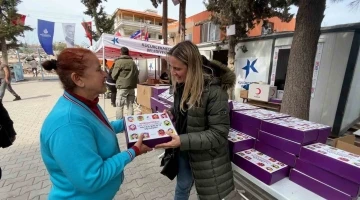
[38,19,55,55]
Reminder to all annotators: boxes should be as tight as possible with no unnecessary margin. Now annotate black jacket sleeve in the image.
[0,102,17,148]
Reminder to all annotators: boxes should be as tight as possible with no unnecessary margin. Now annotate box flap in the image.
[334,135,360,155]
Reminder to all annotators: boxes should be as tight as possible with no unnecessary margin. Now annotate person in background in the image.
[0,100,17,180]
[40,48,151,199]
[111,47,139,119]
[105,59,117,107]
[0,61,21,103]
[156,41,236,200]
[159,70,170,84]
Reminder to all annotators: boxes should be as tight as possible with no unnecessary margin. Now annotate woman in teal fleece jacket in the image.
[40,48,151,200]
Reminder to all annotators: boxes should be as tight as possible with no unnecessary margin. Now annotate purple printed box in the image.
[255,141,296,167]
[228,129,255,154]
[158,89,174,104]
[300,143,360,184]
[261,117,320,144]
[231,109,289,138]
[290,169,356,200]
[230,101,260,111]
[124,113,176,148]
[150,97,166,113]
[295,159,360,197]
[233,149,289,185]
[151,86,170,98]
[258,130,303,156]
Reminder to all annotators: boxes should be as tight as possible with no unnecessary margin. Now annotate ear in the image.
[70,72,85,88]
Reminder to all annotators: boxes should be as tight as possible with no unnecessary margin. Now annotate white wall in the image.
[233,39,273,101]
[310,32,354,127]
[341,45,360,130]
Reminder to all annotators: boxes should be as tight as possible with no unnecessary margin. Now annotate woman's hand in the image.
[155,131,180,149]
[163,109,173,121]
[134,134,152,155]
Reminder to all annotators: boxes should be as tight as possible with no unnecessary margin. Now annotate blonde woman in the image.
[156,41,236,200]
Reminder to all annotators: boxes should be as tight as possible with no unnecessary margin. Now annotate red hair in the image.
[42,48,95,91]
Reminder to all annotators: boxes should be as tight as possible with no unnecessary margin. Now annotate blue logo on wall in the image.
[242,59,258,78]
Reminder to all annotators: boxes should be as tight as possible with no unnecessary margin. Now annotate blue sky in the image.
[17,0,360,46]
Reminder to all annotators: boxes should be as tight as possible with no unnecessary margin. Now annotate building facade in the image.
[167,10,296,46]
[113,8,177,43]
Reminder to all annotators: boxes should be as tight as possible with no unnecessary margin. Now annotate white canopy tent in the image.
[92,33,173,60]
[92,33,173,112]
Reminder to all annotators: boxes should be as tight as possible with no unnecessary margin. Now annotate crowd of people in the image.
[1,41,241,200]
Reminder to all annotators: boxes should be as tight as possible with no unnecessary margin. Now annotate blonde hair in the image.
[167,41,204,111]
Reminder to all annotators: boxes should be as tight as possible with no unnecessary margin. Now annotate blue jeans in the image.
[0,79,19,100]
[175,151,194,200]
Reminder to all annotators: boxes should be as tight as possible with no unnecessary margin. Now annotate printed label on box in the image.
[125,113,176,142]
[304,143,360,168]
[232,101,259,110]
[158,89,174,103]
[266,117,330,131]
[236,149,287,173]
[236,109,289,120]
[228,129,254,142]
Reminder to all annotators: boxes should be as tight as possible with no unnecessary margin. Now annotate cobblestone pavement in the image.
[0,80,196,200]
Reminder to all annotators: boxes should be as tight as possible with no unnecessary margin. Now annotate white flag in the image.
[62,23,75,47]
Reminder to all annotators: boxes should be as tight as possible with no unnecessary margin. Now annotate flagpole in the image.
[102,34,106,112]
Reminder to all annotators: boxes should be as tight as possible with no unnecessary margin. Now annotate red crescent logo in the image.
[256,88,261,95]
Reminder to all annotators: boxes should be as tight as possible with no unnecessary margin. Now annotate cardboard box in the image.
[124,113,176,148]
[248,84,277,102]
[290,169,356,200]
[137,84,153,108]
[255,141,296,167]
[258,130,303,156]
[233,149,289,185]
[295,159,360,197]
[228,129,255,154]
[240,90,248,99]
[334,135,360,155]
[151,86,170,98]
[300,143,360,184]
[261,117,320,144]
[140,106,153,114]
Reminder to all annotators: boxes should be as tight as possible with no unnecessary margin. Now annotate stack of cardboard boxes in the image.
[136,84,170,114]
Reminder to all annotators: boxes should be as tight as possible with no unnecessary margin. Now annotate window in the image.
[261,20,274,35]
[201,22,220,43]
[185,33,192,42]
[158,34,163,39]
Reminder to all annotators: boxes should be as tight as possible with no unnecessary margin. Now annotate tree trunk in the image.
[162,0,168,45]
[227,34,236,99]
[179,0,186,42]
[161,0,168,75]
[280,0,326,120]
[1,37,8,64]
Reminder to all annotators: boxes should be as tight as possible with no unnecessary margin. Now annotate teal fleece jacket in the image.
[40,92,135,200]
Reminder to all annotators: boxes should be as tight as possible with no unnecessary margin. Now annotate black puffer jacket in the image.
[170,57,236,200]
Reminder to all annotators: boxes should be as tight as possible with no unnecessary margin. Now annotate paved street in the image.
[0,79,196,200]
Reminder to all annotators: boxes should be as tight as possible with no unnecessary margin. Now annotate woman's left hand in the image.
[155,131,180,149]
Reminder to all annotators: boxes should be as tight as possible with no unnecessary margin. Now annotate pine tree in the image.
[0,0,32,64]
[81,0,114,41]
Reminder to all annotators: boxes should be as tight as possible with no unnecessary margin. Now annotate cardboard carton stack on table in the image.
[136,84,170,114]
